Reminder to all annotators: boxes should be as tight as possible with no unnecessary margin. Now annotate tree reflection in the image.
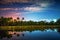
[57,28,60,33]
[0,30,12,39]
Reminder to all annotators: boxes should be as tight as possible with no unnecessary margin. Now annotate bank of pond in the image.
[0,25,60,31]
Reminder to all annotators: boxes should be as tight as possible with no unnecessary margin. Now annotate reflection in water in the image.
[0,30,12,39]
[0,29,60,40]
[45,29,57,32]
[17,34,20,37]
[57,28,60,33]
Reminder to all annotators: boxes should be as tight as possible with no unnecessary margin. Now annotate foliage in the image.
[0,17,60,26]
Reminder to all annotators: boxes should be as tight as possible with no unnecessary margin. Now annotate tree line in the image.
[0,17,60,26]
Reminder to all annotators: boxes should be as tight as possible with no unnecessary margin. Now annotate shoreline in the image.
[0,25,60,31]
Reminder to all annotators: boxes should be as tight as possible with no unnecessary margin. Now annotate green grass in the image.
[0,25,60,31]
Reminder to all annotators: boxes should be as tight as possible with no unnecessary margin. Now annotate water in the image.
[0,29,60,40]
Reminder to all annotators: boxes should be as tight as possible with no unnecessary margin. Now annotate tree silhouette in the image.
[22,17,24,20]
[0,17,13,26]
[0,16,60,26]
[49,21,55,25]
[56,18,60,24]
[17,17,20,20]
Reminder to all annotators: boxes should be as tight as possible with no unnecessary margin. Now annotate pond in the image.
[0,29,60,40]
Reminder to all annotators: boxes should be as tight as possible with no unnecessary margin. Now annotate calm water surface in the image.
[0,29,60,40]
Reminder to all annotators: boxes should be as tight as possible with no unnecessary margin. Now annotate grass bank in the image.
[0,25,60,31]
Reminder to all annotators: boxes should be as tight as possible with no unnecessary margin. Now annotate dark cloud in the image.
[0,0,58,13]
[0,0,55,5]
[0,0,59,12]
[0,0,30,4]
[0,2,34,8]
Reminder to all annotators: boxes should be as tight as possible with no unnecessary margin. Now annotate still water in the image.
[0,29,60,40]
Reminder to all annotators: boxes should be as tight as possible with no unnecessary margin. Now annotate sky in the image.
[0,0,60,22]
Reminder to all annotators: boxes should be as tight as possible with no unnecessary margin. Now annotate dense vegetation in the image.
[0,17,60,39]
[0,17,60,26]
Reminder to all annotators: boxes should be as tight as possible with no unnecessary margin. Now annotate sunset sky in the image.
[0,0,60,22]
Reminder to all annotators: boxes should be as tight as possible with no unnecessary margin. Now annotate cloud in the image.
[39,19,57,22]
[0,0,55,14]
[0,7,43,12]
[0,0,55,10]
[0,8,23,10]
[0,0,55,6]
[0,0,30,4]
[24,7,43,11]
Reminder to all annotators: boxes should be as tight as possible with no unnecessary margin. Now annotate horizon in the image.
[0,16,57,22]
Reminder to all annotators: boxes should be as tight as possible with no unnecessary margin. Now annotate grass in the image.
[0,25,60,31]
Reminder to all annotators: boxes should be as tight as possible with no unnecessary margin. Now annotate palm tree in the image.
[17,17,20,20]
[10,17,13,20]
[22,17,24,21]
[17,17,20,21]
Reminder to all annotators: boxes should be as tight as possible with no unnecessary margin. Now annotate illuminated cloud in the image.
[0,7,44,12]
[53,19,57,22]
[40,3,49,7]
[24,7,43,12]
[0,8,22,10]
[39,19,57,22]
